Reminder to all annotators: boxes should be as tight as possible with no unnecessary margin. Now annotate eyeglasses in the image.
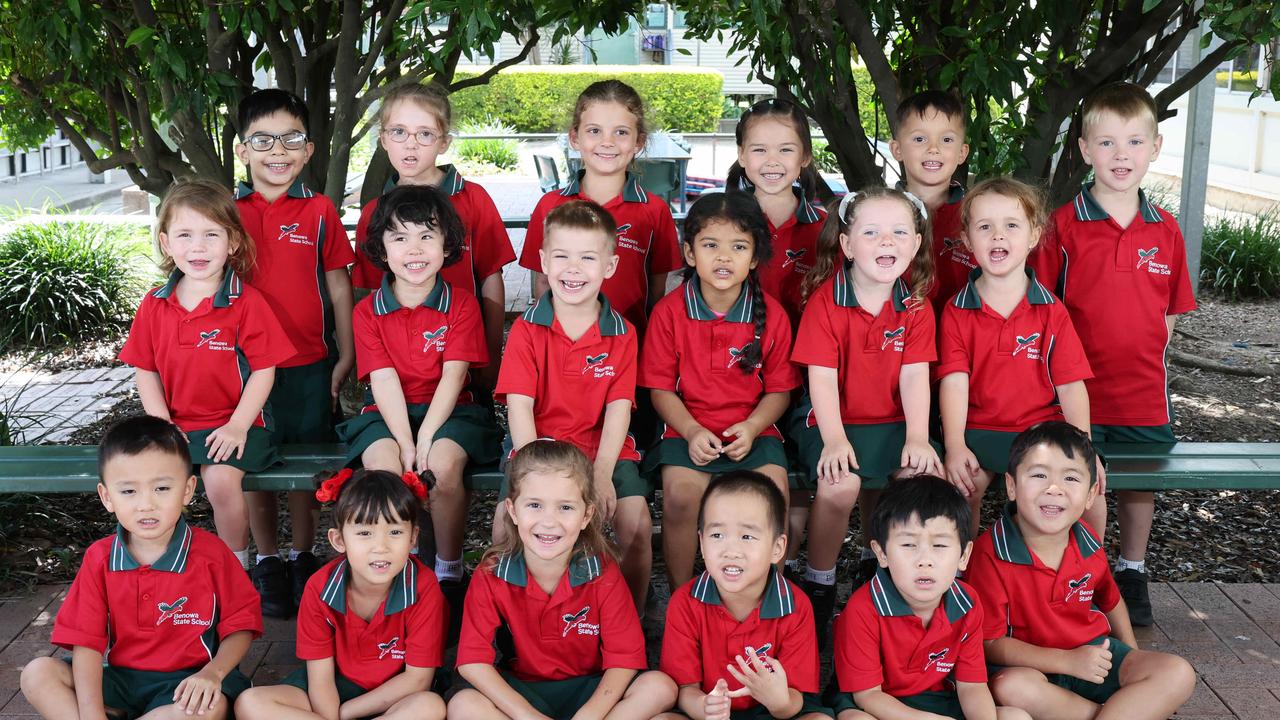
[243,131,308,152]
[382,127,441,146]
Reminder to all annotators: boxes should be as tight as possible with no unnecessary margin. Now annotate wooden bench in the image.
[0,442,1276,494]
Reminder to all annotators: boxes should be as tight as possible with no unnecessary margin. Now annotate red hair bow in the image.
[315,468,353,503]
[402,471,428,500]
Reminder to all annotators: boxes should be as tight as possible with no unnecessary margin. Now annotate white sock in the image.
[1115,557,1147,574]
[435,557,464,581]
[805,564,836,586]
[287,549,303,562]
[255,553,278,565]
[233,550,250,569]
[860,547,878,562]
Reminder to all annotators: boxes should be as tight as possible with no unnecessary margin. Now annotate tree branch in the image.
[447,30,540,92]
[834,0,902,134]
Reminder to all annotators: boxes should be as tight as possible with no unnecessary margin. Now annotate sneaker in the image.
[801,579,838,649]
[849,557,879,592]
[1115,569,1154,626]
[252,556,293,618]
[289,551,321,609]
[440,572,470,648]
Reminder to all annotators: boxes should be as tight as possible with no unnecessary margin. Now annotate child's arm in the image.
[206,368,275,463]
[1105,600,1139,648]
[593,398,632,522]
[457,663,550,720]
[338,665,435,719]
[939,372,980,496]
[134,369,171,421]
[70,645,108,720]
[853,686,946,720]
[1056,379,1106,491]
[573,667,638,719]
[506,393,538,451]
[809,365,858,483]
[414,360,470,473]
[171,629,253,715]
[325,268,356,399]
[899,361,942,476]
[304,657,343,720]
[650,389,722,465]
[369,368,417,473]
[984,637,1113,685]
[721,391,790,462]
[477,272,507,390]
[955,681,999,720]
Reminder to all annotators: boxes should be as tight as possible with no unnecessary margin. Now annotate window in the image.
[644,3,667,29]
[673,9,688,28]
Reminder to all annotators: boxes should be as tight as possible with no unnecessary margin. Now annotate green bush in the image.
[0,220,146,346]
[452,119,521,170]
[451,65,723,133]
[1200,210,1280,299]
[811,139,840,173]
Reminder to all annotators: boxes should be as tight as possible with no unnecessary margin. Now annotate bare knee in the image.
[20,656,69,694]
[628,670,677,702]
[995,706,1033,720]
[447,688,502,719]
[387,690,446,720]
[663,475,707,517]
[815,478,859,510]
[614,503,653,548]
[990,667,1048,708]
[427,451,467,494]
[362,440,403,473]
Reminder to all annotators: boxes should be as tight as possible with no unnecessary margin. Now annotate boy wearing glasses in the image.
[233,88,357,618]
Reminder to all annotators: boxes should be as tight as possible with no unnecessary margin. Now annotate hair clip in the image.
[901,191,929,221]
[402,471,429,500]
[315,468,353,503]
[837,191,860,223]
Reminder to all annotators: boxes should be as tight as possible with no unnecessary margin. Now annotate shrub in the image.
[0,220,146,347]
[451,119,521,170]
[1200,210,1280,299]
[451,65,723,133]
[811,139,840,173]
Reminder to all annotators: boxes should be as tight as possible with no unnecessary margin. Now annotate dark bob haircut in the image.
[362,184,465,274]
[98,415,191,482]
[870,475,973,549]
[330,469,424,529]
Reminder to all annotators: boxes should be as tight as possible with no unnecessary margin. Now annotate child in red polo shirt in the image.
[966,423,1194,719]
[1033,83,1198,627]
[351,83,515,393]
[791,187,942,640]
[828,475,1026,720]
[236,468,447,720]
[656,471,830,720]
[518,79,682,334]
[937,178,1098,538]
[449,441,677,720]
[118,180,295,567]
[641,191,801,588]
[337,185,499,602]
[496,200,653,612]
[233,88,357,616]
[21,416,262,720]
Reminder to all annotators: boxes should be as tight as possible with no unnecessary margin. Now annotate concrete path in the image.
[0,367,134,444]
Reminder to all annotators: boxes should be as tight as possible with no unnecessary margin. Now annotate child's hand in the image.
[726,646,791,713]
[901,440,943,477]
[818,437,859,484]
[331,355,353,400]
[1066,639,1113,683]
[593,469,618,522]
[944,445,981,496]
[415,438,433,475]
[721,422,759,462]
[205,421,248,463]
[172,665,223,715]
[704,678,732,720]
[687,426,723,466]
[1096,456,1108,496]
[399,443,417,476]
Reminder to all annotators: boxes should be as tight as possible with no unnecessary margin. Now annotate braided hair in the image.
[681,192,774,374]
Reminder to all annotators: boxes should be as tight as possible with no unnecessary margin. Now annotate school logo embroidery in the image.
[881,326,907,351]
[615,222,641,253]
[1012,333,1041,359]
[1137,247,1171,276]
[783,248,806,268]
[944,237,977,268]
[196,329,220,347]
[421,325,448,353]
[195,328,233,352]
[155,596,211,627]
[1066,572,1094,602]
[378,636,401,660]
[156,597,188,625]
[582,353,616,378]
[924,647,955,673]
[277,222,314,246]
[561,606,599,636]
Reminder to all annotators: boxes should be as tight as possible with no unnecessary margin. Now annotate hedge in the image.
[450,65,724,133]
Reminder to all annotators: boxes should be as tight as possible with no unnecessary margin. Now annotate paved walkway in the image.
[0,581,1272,717]
[0,166,134,214]
[0,367,134,444]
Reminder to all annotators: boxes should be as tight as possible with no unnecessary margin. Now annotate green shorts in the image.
[271,360,337,443]
[280,666,368,704]
[795,420,907,489]
[828,688,961,718]
[1046,636,1133,704]
[670,692,832,719]
[450,670,603,719]
[186,425,283,474]
[642,436,787,476]
[61,661,250,719]
[965,428,1019,475]
[337,402,502,470]
[498,443,648,500]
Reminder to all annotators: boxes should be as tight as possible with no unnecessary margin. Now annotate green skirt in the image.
[642,435,787,475]
[964,428,1019,475]
[795,420,908,489]
[186,425,282,473]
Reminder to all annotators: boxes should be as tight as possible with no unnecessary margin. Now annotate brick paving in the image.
[0,367,134,443]
[1,582,1276,717]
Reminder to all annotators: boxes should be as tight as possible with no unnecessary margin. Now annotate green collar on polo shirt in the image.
[152,268,245,308]
[522,291,628,336]
[683,277,754,322]
[867,566,976,624]
[951,267,1056,310]
[737,181,823,224]
[383,164,466,196]
[1072,182,1163,224]
[491,552,605,588]
[319,556,421,615]
[894,180,966,206]
[234,178,314,200]
[372,274,452,316]
[109,516,193,573]
[689,567,796,619]
[990,502,1103,566]
[560,170,648,203]
[833,261,911,311]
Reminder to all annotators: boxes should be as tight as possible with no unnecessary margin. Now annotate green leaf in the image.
[125,26,155,48]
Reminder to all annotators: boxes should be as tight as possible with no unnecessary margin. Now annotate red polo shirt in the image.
[296,555,446,690]
[456,553,646,682]
[517,172,682,333]
[792,266,936,426]
[756,188,825,328]
[661,570,820,713]
[351,166,516,292]
[936,269,1092,432]
[119,270,296,433]
[966,503,1119,649]
[235,180,356,367]
[52,518,263,672]
[639,279,800,440]
[925,185,973,309]
[834,568,986,697]
[353,276,486,411]
[1037,185,1197,425]
[494,293,641,462]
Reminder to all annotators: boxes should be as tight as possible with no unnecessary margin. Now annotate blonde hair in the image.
[802,187,934,303]
[1081,81,1158,138]
[155,179,256,279]
[379,83,452,135]
[483,440,617,567]
[960,177,1048,234]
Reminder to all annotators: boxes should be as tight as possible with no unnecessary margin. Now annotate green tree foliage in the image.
[679,0,1280,202]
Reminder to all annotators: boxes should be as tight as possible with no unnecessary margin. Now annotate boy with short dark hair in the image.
[966,422,1194,719]
[1034,81,1198,625]
[20,415,262,720]
[234,88,357,617]
[827,476,1027,720]
[657,471,831,720]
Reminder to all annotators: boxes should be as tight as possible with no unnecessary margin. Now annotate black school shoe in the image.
[289,551,322,609]
[801,579,838,650]
[252,556,294,618]
[1115,568,1154,626]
